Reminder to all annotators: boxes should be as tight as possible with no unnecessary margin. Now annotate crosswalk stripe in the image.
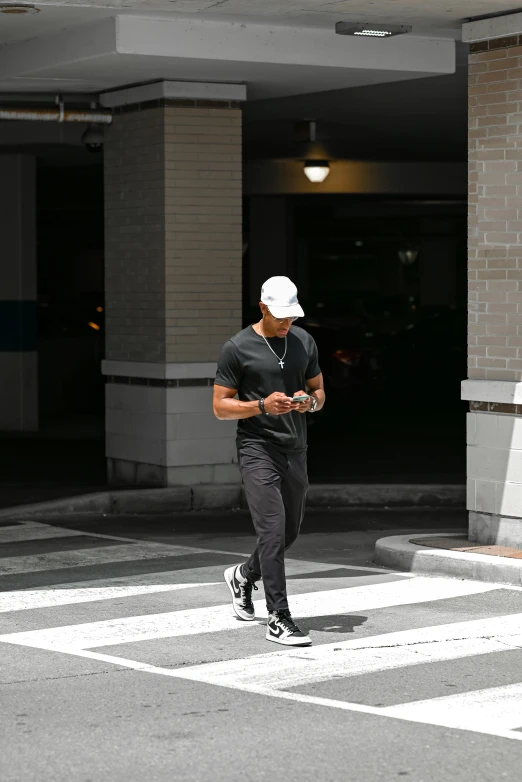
[0,577,498,651]
[0,521,393,581]
[0,564,377,613]
[2,533,522,743]
[0,542,211,575]
[46,647,522,743]
[383,682,522,733]
[4,558,345,597]
[0,520,253,560]
[171,612,522,691]
[43,527,251,559]
[0,522,84,544]
[0,582,221,613]
[2,520,521,743]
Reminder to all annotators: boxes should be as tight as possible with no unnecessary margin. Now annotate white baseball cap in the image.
[261,276,305,320]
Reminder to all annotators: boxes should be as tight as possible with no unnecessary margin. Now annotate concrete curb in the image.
[374,533,522,587]
[0,483,465,520]
[306,484,465,508]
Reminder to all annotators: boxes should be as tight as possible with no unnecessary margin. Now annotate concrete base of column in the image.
[103,360,239,488]
[107,458,239,487]
[469,511,522,548]
[463,380,522,550]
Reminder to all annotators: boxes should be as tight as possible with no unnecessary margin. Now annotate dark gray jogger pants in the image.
[239,441,308,612]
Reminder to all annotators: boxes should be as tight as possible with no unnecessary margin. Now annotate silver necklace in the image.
[258,323,287,369]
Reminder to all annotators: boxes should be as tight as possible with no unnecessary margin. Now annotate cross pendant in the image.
[279,360,285,369]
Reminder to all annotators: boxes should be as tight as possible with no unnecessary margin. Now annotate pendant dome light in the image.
[304,161,330,183]
[300,120,330,183]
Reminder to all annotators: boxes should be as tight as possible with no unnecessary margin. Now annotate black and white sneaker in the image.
[224,565,257,621]
[266,610,312,647]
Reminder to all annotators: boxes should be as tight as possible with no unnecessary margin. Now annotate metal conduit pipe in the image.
[0,108,112,123]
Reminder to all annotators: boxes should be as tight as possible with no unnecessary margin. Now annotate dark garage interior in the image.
[0,55,468,496]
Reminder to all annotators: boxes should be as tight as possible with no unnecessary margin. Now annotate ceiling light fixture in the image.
[304,160,330,183]
[300,120,330,183]
[354,30,391,37]
[0,3,39,12]
[335,22,412,38]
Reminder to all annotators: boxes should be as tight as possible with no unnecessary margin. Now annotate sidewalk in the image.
[374,533,522,587]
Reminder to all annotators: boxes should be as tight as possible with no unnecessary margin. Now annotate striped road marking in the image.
[168,612,522,691]
[0,578,498,650]
[384,682,522,734]
[0,542,217,576]
[52,609,522,743]
[0,522,86,544]
[0,582,221,613]
[1,521,520,741]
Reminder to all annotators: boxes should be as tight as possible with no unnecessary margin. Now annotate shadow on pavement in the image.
[303,614,368,634]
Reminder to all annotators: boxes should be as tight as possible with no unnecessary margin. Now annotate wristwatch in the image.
[310,396,318,413]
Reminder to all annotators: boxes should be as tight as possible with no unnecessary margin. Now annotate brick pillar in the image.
[463,23,522,546]
[101,82,244,486]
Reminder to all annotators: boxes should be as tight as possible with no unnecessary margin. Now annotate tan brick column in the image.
[463,22,522,546]
[101,82,244,486]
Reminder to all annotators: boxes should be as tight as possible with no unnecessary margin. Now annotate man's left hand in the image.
[293,390,313,414]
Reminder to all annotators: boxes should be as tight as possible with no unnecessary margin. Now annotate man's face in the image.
[260,303,296,337]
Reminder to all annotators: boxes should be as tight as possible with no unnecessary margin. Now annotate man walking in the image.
[213,276,325,646]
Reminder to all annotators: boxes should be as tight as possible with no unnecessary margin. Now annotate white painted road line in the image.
[50,647,522,743]
[0,582,221,613]
[0,523,85,544]
[0,542,212,576]
[383,682,522,733]
[47,528,252,559]
[0,520,252,562]
[0,565,378,613]
[0,577,498,650]
[9,565,245,593]
[9,522,394,577]
[173,613,522,691]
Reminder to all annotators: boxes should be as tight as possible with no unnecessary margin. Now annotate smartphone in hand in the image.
[292,394,310,403]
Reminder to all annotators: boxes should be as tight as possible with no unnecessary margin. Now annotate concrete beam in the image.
[100,80,247,108]
[461,380,522,405]
[116,15,455,74]
[463,13,522,43]
[0,15,456,99]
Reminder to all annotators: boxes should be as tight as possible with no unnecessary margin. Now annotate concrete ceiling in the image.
[0,0,490,164]
[0,1,520,45]
[0,0,505,98]
[0,13,456,98]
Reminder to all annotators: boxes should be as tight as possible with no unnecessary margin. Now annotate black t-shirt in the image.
[215,325,321,452]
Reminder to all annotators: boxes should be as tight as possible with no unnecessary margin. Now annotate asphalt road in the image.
[2,509,522,782]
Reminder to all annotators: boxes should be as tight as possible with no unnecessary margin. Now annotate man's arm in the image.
[213,384,261,421]
[213,384,299,420]
[291,374,325,414]
[306,373,326,412]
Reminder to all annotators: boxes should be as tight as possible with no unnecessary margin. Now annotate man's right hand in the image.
[263,392,299,416]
